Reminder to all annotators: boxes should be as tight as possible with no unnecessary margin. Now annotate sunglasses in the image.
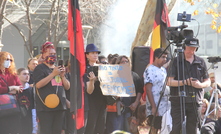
[6,58,13,62]
[120,60,129,64]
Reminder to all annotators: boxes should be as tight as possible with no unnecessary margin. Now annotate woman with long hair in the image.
[201,99,209,119]
[0,51,22,134]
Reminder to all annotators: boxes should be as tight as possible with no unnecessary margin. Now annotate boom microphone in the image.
[167,25,188,31]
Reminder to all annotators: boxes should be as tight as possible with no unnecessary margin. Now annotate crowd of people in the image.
[0,42,143,134]
[1,38,221,134]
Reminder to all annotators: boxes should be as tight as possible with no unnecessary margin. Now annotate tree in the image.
[79,0,116,42]
[44,0,68,48]
[1,0,115,57]
[3,0,35,57]
[1,0,220,57]
[0,0,8,46]
[3,0,68,57]
[189,0,221,33]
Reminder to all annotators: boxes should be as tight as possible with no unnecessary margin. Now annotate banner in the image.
[98,64,136,97]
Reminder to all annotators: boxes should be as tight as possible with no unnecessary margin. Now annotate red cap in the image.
[41,42,55,53]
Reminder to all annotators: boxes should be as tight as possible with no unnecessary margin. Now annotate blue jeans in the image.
[106,110,131,133]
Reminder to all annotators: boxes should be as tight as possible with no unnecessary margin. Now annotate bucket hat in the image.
[85,44,100,54]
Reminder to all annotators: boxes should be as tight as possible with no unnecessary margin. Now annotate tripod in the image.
[171,46,187,134]
[165,42,202,134]
[202,62,220,126]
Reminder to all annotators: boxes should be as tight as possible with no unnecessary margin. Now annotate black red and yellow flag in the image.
[68,0,85,129]
[149,0,170,64]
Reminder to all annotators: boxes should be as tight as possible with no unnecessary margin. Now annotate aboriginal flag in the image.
[68,0,85,129]
[149,0,170,64]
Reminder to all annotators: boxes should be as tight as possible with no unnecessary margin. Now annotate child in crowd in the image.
[17,68,37,134]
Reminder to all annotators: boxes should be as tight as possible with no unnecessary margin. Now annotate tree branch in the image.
[3,16,33,58]
[0,0,7,44]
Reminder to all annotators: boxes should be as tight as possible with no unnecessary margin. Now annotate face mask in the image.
[45,55,57,65]
[4,60,11,68]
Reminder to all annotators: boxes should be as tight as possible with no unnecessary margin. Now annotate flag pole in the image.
[70,0,85,130]
[71,0,78,131]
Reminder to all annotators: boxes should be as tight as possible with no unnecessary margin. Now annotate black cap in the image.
[185,38,199,47]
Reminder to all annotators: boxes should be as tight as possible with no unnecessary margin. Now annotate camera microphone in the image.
[167,25,188,31]
[167,27,178,31]
[179,25,188,29]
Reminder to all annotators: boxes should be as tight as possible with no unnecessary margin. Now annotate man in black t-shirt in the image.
[167,38,211,134]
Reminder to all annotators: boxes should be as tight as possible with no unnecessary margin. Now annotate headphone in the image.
[183,38,199,52]
[183,45,199,52]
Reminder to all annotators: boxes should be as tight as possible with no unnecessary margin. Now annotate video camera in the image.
[167,11,194,45]
[207,56,221,63]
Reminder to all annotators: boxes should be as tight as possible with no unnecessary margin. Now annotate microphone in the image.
[167,25,188,31]
[179,25,188,29]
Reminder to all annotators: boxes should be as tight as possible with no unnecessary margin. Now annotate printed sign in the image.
[98,64,136,97]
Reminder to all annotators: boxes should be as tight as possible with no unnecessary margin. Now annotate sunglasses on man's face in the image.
[6,58,13,62]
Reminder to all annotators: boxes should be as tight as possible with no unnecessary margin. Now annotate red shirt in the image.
[0,69,21,94]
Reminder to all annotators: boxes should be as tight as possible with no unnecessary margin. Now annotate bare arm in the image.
[61,76,70,90]
[59,66,70,90]
[37,54,44,64]
[36,66,60,89]
[66,99,70,108]
[167,77,185,87]
[146,83,158,115]
[86,72,96,94]
[190,78,211,89]
[8,86,22,94]
[129,92,142,111]
[86,80,94,94]
[167,77,210,89]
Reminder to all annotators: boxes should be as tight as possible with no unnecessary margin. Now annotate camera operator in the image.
[167,37,211,134]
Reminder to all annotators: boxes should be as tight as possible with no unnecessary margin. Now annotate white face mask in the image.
[4,60,11,68]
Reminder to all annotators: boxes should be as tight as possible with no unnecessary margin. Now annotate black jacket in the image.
[201,118,221,134]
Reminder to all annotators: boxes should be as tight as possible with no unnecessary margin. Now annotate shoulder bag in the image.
[0,76,20,118]
[36,68,60,109]
[36,85,60,108]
